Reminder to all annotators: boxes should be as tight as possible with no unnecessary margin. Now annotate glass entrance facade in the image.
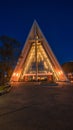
[19,41,55,81]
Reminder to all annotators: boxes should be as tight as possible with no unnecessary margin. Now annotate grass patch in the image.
[0,83,11,93]
[0,85,6,91]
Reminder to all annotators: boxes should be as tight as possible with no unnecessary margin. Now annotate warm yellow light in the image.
[16,73,19,76]
[13,73,16,76]
[13,72,20,77]
[58,71,63,75]
[58,72,60,75]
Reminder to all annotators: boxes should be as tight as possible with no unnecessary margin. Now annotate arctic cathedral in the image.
[10,21,68,82]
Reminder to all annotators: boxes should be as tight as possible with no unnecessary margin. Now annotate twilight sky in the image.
[0,0,73,64]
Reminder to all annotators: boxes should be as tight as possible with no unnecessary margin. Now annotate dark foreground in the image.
[0,82,73,130]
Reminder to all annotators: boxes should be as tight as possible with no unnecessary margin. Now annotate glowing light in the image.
[13,73,16,76]
[16,73,19,76]
[13,72,20,77]
[58,71,63,75]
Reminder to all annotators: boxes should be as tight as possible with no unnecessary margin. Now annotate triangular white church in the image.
[10,21,68,82]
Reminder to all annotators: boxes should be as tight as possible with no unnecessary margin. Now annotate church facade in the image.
[10,21,68,82]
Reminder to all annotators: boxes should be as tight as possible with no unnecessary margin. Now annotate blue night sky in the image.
[0,0,73,64]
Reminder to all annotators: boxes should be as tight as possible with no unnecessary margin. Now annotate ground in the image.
[0,82,73,130]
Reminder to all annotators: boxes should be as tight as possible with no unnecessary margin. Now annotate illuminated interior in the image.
[18,40,59,81]
[10,21,68,82]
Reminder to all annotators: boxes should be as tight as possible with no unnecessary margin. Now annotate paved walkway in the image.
[0,82,73,130]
